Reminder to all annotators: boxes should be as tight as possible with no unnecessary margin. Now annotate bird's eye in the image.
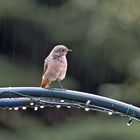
[62,49,65,52]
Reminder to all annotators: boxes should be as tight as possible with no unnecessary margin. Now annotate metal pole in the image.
[0,87,140,121]
[0,98,37,108]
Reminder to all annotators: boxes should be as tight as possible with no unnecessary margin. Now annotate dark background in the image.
[0,0,140,139]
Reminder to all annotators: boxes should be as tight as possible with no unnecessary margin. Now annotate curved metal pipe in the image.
[0,87,139,121]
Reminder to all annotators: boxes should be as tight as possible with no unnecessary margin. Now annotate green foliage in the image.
[0,114,140,140]
[0,56,40,86]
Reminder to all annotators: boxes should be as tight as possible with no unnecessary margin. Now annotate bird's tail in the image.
[40,78,50,88]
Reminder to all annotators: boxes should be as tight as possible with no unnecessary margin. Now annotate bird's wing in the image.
[43,56,50,74]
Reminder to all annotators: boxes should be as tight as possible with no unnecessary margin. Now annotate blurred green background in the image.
[0,0,140,139]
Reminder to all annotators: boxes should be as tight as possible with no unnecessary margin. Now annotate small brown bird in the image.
[40,45,72,88]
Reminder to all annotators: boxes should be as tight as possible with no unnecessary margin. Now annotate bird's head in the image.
[51,45,72,56]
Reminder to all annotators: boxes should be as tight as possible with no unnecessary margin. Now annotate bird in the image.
[40,45,72,88]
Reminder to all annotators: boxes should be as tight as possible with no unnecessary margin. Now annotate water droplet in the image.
[85,108,90,111]
[9,108,12,110]
[108,112,113,115]
[127,122,131,126]
[30,102,34,106]
[34,106,38,111]
[127,118,132,126]
[67,106,71,108]
[14,107,19,110]
[60,100,64,103]
[56,105,61,108]
[86,100,91,106]
[22,107,27,110]
[40,106,45,109]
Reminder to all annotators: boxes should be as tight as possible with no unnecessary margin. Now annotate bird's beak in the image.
[68,49,72,52]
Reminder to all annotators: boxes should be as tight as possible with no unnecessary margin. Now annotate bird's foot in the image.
[50,87,67,91]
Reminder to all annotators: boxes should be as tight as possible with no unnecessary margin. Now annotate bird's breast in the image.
[44,56,67,81]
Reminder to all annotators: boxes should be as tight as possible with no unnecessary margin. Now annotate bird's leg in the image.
[58,79,63,89]
[57,79,67,91]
